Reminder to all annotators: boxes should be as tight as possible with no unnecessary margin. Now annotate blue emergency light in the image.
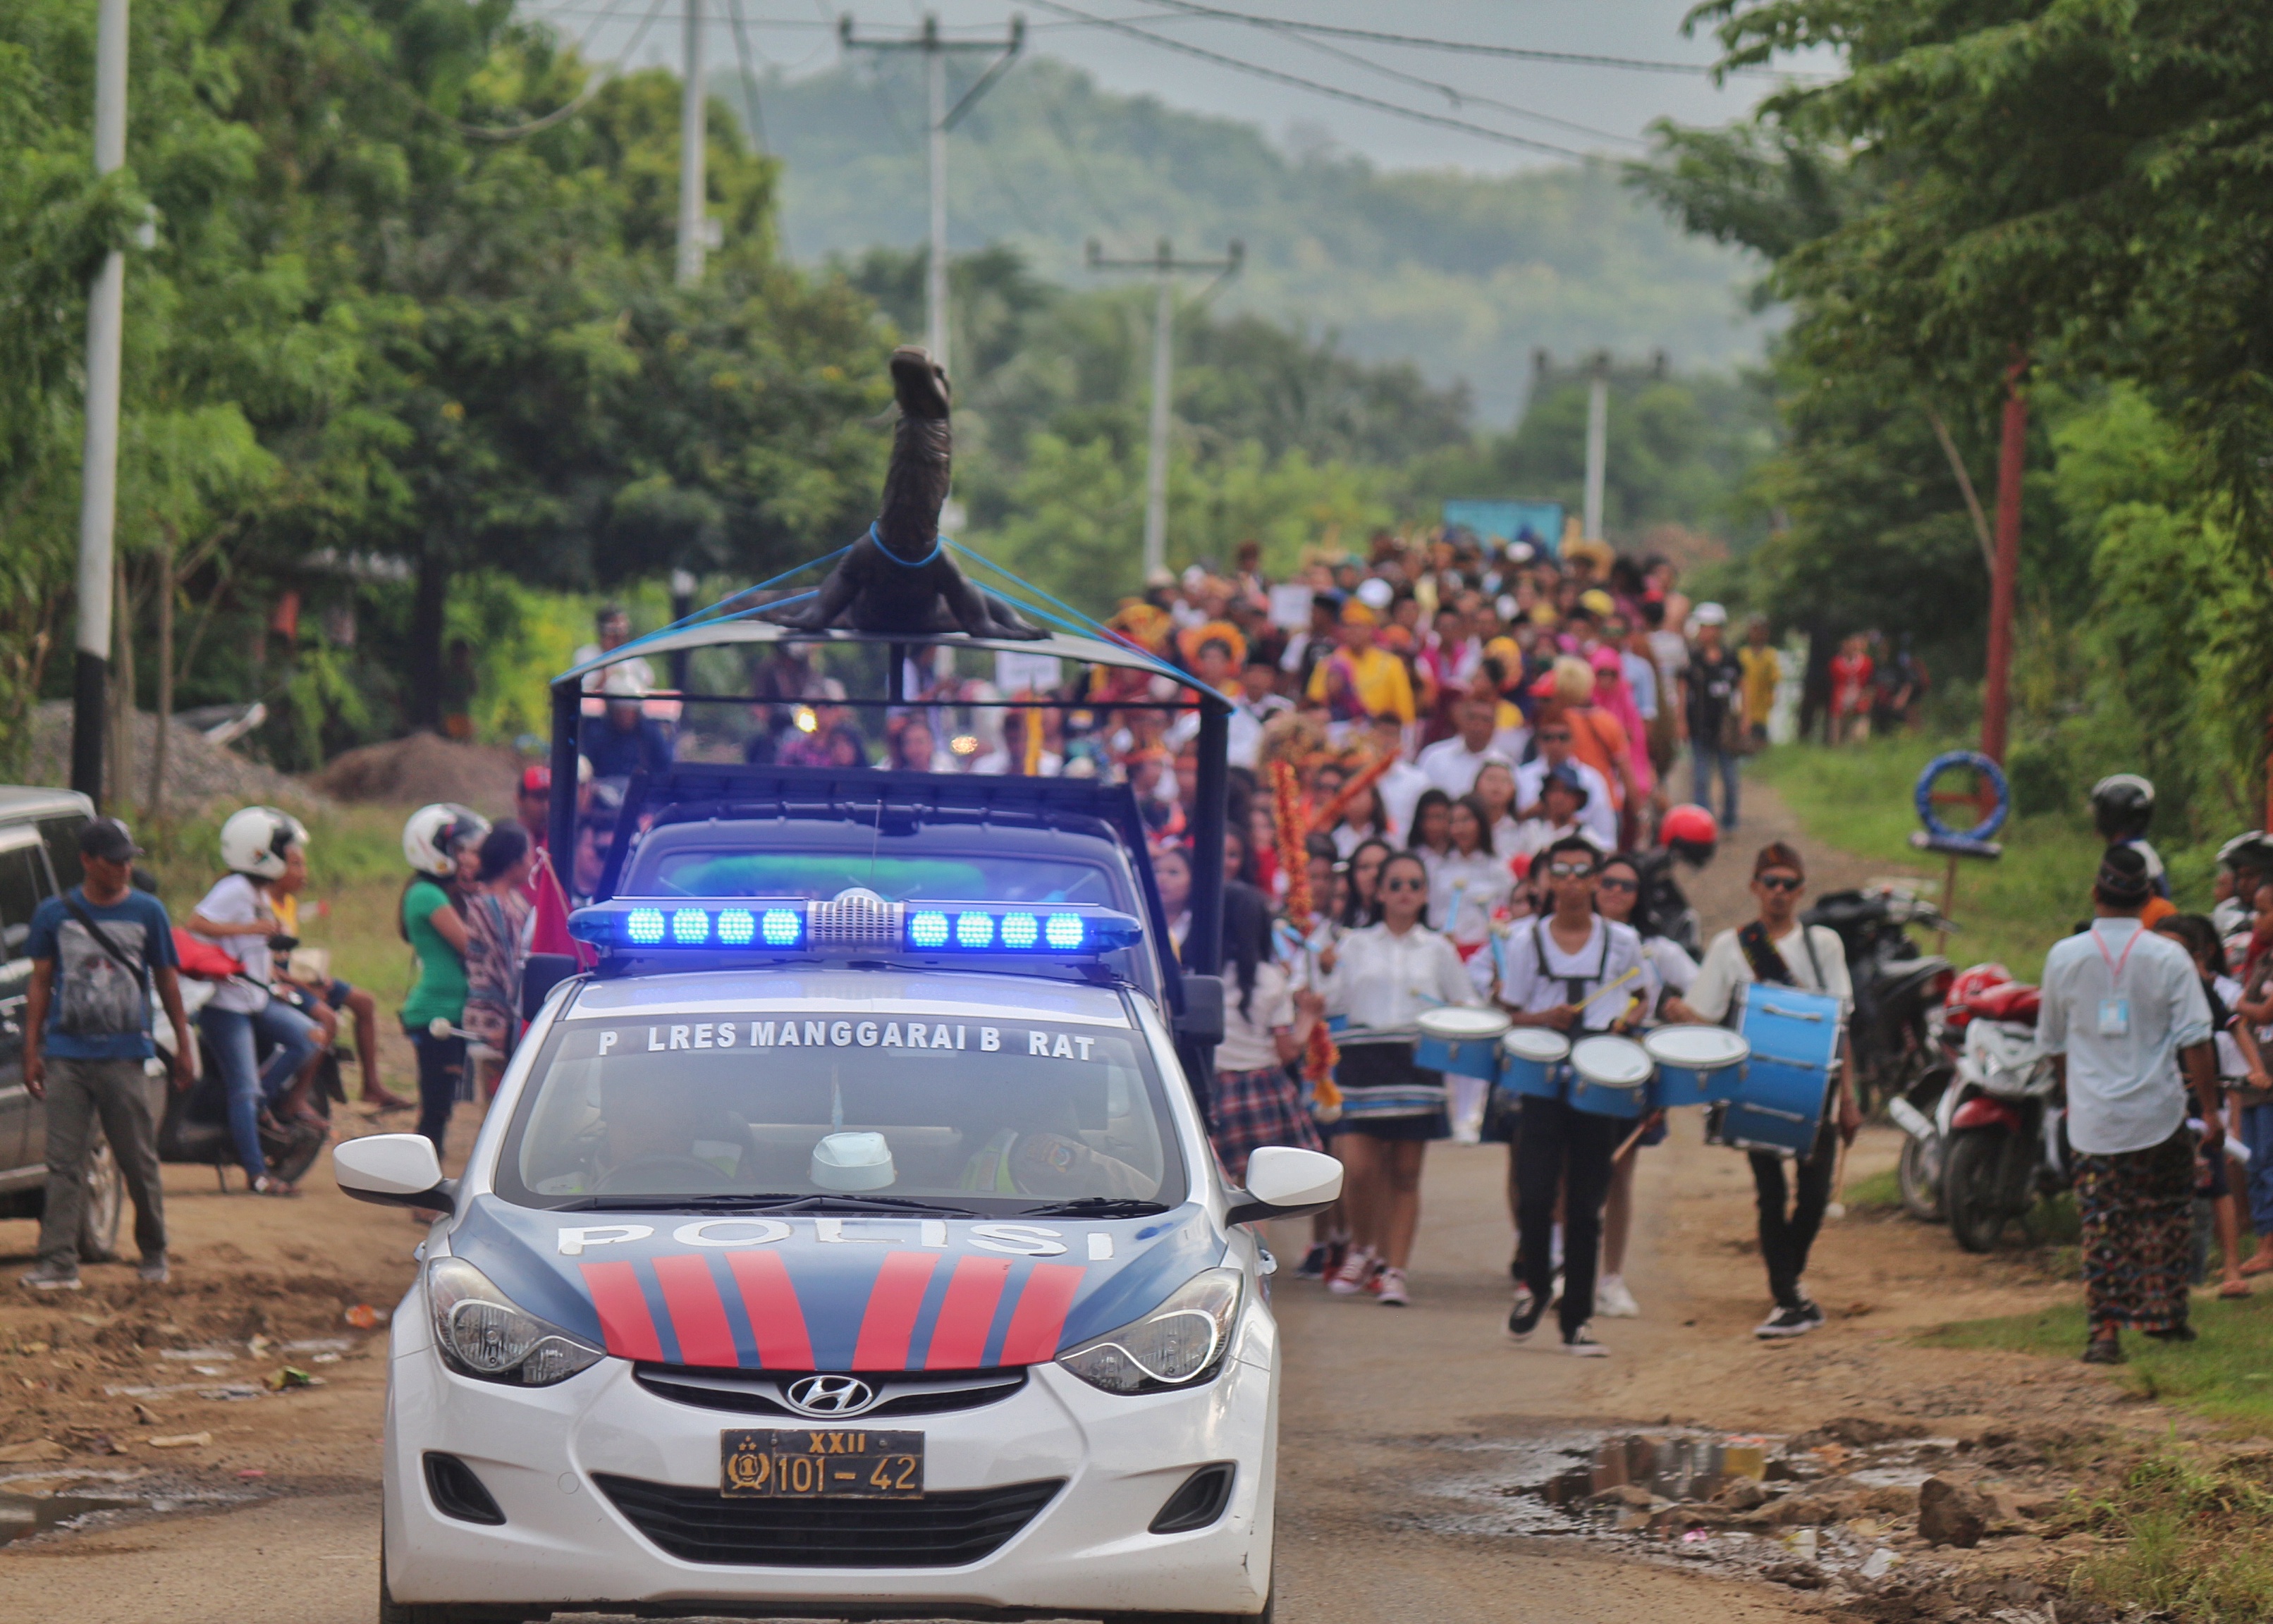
[569,892,1141,959]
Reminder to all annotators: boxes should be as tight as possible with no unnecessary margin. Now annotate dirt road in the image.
[0,780,2162,1623]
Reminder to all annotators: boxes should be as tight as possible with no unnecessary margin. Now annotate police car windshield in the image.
[642,851,1119,907]
[495,983,1185,1214]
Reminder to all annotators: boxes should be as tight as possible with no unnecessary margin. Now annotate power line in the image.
[1129,0,1641,147]
[1017,0,1588,159]
[723,0,768,152]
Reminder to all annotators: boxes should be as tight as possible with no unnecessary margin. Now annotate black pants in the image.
[1751,1125,1839,1308]
[407,1027,466,1161]
[1516,1097,1622,1339]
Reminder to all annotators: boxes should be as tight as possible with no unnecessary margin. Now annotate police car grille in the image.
[807,890,898,949]
[632,1364,1027,1419]
[592,1474,1062,1567]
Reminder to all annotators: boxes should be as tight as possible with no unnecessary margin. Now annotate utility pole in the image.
[1582,351,1610,543]
[1087,238,1244,582]
[675,0,706,285]
[840,12,1024,372]
[72,0,130,806]
[1980,357,2028,765]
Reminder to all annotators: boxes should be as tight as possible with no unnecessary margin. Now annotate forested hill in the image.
[742,56,1771,424]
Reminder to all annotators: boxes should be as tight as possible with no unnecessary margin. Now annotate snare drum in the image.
[1568,1034,1654,1118]
[1497,1027,1571,1100]
[1415,1007,1512,1081]
[1643,1024,1751,1107]
[1716,984,1844,1155]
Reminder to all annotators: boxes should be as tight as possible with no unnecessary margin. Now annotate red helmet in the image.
[1660,803,1719,861]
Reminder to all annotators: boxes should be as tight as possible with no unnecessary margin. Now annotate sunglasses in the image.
[1597,876,1638,892]
[1538,730,1572,742]
[1546,862,1597,879]
[1382,877,1427,892]
[1757,873,1803,892]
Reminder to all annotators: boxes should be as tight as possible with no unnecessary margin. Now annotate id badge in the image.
[2097,996,2130,1038]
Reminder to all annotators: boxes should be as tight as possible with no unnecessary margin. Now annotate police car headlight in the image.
[427,1257,605,1386]
[1055,1268,1242,1395]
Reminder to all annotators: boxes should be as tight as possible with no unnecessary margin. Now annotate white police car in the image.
[338,888,1340,1624]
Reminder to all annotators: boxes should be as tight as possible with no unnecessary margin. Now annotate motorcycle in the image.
[1630,845,1704,957]
[153,957,339,1188]
[1803,885,1956,1117]
[1895,975,2069,1252]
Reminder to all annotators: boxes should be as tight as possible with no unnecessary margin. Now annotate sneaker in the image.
[1754,1303,1819,1339]
[2080,1336,2125,1365]
[137,1256,170,1286]
[1595,1274,1640,1319]
[1375,1267,1410,1307]
[1294,1243,1330,1281]
[1796,1297,1827,1329]
[20,1261,82,1292]
[1563,1324,1610,1357]
[1328,1248,1377,1297]
[1505,1286,1545,1343]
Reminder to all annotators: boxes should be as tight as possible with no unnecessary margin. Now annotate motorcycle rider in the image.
[1685,841,1863,1339]
[2091,775,2171,909]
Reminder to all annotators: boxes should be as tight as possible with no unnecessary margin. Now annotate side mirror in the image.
[522,952,577,1022]
[1225,1145,1343,1226]
[334,1133,455,1212]
[1176,973,1225,1047]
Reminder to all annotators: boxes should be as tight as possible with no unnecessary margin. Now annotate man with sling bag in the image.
[1686,841,1863,1338]
[19,819,191,1290]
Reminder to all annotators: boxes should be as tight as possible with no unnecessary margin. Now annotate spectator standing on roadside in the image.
[2042,847,2221,1363]
[18,819,188,1289]
[1738,617,1781,747]
[1827,633,1875,744]
[462,823,537,1099]
[400,804,489,1164]
[1683,604,1746,831]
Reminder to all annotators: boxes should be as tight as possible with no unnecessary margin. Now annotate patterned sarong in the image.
[2074,1126,2196,1333]
[1211,1065,1326,1184]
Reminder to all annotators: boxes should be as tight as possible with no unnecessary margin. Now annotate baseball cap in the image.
[1692,602,1729,627]
[1541,763,1591,806]
[78,816,143,863]
[520,764,552,795]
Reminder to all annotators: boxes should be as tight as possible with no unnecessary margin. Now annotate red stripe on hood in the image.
[580,1261,664,1362]
[998,1262,1085,1365]
[924,1255,1012,1370]
[653,1255,737,1367]
[852,1252,938,1370]
[724,1250,813,1369]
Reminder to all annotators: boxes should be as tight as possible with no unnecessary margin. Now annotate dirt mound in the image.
[310,732,523,816]
[25,703,314,812]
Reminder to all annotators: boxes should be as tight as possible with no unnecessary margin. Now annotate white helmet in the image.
[402,803,491,878]
[219,806,308,880]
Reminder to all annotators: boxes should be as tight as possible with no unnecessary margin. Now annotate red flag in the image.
[527,848,594,968]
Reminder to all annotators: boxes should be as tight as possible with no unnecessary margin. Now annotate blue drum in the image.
[1643,1024,1750,1108]
[1416,1007,1512,1081]
[1568,1034,1655,1118]
[1497,1027,1570,1100]
[1717,984,1845,1155]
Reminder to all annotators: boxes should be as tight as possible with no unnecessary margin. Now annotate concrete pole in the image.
[72,0,131,806]
[1141,241,1175,584]
[675,0,706,286]
[1583,355,1609,543]
[924,15,949,369]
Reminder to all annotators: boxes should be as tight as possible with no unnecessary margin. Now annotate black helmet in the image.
[2090,774,2154,842]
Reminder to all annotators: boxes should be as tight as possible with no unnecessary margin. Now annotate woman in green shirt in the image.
[399,804,491,1158]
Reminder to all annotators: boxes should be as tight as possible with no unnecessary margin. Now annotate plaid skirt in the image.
[2075,1126,2196,1333]
[1211,1065,1326,1184]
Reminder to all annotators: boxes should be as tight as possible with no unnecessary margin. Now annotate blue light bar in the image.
[567,898,1139,959]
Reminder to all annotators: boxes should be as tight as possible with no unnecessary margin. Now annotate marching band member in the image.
[1685,841,1862,1340]
[1488,836,1647,1355]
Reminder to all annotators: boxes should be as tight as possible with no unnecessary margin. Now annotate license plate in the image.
[721,1429,925,1499]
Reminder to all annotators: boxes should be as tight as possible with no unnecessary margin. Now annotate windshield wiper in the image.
[1015,1197,1172,1218]
[565,1192,982,1217]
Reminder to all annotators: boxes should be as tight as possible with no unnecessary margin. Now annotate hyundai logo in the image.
[784,1374,878,1417]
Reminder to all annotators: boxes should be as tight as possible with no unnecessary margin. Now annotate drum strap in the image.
[1737,921,1825,990]
[1534,917,1614,1027]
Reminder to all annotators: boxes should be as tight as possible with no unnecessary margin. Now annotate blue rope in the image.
[944,539,1192,687]
[869,522,943,570]
[572,546,851,673]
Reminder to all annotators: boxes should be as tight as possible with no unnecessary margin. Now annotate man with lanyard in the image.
[1686,841,1862,1338]
[2040,845,2219,1363]
[20,819,191,1289]
[1490,835,1647,1357]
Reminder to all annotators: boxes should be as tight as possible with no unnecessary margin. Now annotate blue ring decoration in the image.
[1914,750,2009,842]
[869,521,944,570]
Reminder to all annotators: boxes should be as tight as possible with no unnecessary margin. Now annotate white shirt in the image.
[1485,915,1646,1031]
[1216,959,1295,1074]
[1642,936,1700,999]
[1687,921,1852,1024]
[1376,761,1433,844]
[574,644,657,696]
[2040,918,2212,1155]
[1509,816,1605,860]
[190,873,274,1014]
[1319,923,1477,1032]
[1428,847,1511,947]
[1515,758,1617,853]
[1415,737,1508,799]
[1623,650,1660,722]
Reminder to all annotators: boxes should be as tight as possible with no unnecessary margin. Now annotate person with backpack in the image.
[19,818,191,1289]
[188,807,324,1196]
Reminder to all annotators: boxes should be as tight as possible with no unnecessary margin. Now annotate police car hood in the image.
[448,1194,1221,1372]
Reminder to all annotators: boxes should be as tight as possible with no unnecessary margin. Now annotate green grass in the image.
[1753,737,2132,982]
[2060,1446,2273,1623]
[1926,1294,2273,1427]
[1842,1167,1903,1211]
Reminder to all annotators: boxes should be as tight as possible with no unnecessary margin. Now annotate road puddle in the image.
[0,1470,255,1549]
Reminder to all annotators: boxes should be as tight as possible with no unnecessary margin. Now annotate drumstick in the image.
[1826,1136,1851,1220]
[1560,960,1646,1017]
[1612,1111,1663,1164]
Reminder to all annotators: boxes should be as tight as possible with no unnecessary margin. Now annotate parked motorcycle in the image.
[1803,885,1956,1116]
[1885,962,2014,1223]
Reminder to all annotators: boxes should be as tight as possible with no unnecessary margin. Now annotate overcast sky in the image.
[530,0,1830,172]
